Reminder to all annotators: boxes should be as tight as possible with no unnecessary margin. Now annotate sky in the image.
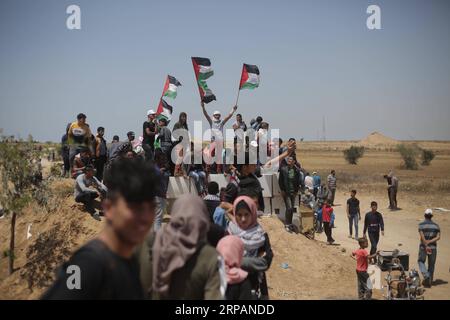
[1,0,450,142]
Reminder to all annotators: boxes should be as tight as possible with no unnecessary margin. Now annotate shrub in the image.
[421,149,435,166]
[397,144,419,170]
[343,146,365,165]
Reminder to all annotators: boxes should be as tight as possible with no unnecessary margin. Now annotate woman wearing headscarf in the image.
[139,194,224,300]
[227,195,273,300]
[216,236,253,300]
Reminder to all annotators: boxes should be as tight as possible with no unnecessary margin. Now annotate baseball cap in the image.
[127,131,135,137]
[147,109,156,116]
[213,110,221,116]
[424,208,433,216]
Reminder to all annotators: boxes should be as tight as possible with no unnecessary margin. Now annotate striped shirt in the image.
[419,220,440,249]
[327,174,337,189]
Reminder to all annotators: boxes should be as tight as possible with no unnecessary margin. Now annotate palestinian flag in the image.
[162,75,182,99]
[192,57,216,103]
[239,64,260,90]
[156,98,173,122]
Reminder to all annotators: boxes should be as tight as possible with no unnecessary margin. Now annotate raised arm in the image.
[263,140,296,169]
[201,102,212,126]
[222,105,238,125]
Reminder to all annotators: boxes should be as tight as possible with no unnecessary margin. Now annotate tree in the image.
[421,149,435,166]
[0,136,40,274]
[343,146,365,165]
[397,144,420,170]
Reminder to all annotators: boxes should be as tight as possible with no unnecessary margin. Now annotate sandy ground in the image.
[1,141,449,300]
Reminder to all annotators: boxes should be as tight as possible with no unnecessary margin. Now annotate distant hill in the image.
[359,132,399,147]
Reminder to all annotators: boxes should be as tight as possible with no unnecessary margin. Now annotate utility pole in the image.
[322,116,326,141]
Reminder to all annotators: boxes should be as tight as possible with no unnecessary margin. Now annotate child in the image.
[351,237,377,300]
[322,199,335,244]
[228,195,273,299]
[216,235,253,300]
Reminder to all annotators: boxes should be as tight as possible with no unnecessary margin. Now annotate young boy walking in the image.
[352,237,378,300]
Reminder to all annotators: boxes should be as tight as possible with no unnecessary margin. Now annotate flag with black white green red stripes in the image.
[156,98,173,122]
[162,75,182,99]
[239,64,260,90]
[192,57,217,103]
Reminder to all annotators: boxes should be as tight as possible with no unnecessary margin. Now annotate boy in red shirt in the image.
[352,237,378,300]
[322,199,335,244]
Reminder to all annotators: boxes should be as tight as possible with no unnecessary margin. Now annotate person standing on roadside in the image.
[347,190,361,239]
[327,170,337,206]
[418,209,440,288]
[363,201,384,255]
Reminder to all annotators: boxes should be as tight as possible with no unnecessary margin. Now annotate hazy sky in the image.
[1,0,450,142]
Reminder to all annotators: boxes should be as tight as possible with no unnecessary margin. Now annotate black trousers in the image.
[368,231,380,255]
[95,156,107,181]
[142,144,154,161]
[75,192,98,214]
[323,222,334,243]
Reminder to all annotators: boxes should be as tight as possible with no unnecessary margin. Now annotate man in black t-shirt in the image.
[346,190,361,239]
[42,158,161,300]
[142,109,157,161]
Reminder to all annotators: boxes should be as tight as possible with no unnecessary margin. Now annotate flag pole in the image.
[235,88,241,107]
[235,64,244,106]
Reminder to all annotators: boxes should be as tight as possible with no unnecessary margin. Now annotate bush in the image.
[343,146,365,165]
[421,149,435,166]
[397,144,419,170]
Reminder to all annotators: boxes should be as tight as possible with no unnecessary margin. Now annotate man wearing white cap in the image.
[418,209,440,288]
[142,109,157,161]
[201,102,237,143]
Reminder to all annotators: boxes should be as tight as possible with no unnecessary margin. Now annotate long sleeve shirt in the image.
[363,211,384,234]
[75,174,108,198]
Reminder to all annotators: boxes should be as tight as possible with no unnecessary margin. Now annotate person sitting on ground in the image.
[74,165,107,221]
[203,181,221,220]
[227,195,273,300]
[322,199,335,245]
[139,194,224,300]
[216,235,253,300]
[71,147,93,179]
[351,237,378,300]
[43,158,161,299]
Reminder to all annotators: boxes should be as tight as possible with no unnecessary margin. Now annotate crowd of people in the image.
[46,107,441,300]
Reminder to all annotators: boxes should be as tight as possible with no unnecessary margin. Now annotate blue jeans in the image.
[418,246,437,282]
[348,214,359,238]
[189,170,206,194]
[154,197,166,231]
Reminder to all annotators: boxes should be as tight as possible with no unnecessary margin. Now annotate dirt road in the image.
[314,192,450,300]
